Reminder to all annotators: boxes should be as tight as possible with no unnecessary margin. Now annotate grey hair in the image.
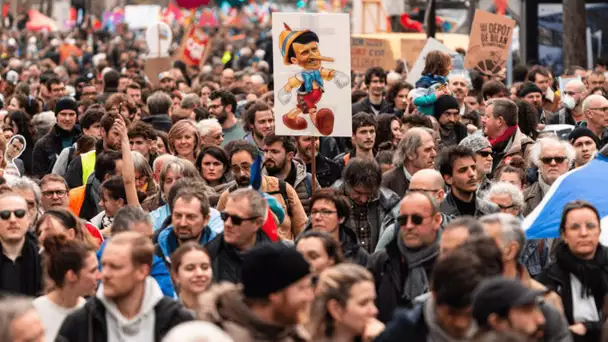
[196,118,221,137]
[393,127,434,166]
[111,206,151,235]
[180,94,200,110]
[131,151,153,180]
[31,111,56,140]
[162,321,234,342]
[484,182,525,212]
[251,74,265,85]
[444,216,486,237]
[582,94,605,112]
[0,296,34,342]
[160,159,201,193]
[227,188,268,221]
[529,136,576,168]
[8,176,41,210]
[147,91,172,116]
[448,72,472,88]
[153,154,178,173]
[479,213,526,257]
[387,71,402,84]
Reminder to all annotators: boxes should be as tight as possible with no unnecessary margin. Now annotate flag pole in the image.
[311,136,317,193]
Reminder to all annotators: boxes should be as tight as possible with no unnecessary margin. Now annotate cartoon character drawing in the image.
[277,23,350,135]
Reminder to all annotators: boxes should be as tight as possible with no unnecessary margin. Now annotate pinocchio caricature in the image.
[277,23,349,135]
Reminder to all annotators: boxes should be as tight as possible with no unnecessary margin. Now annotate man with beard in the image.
[208,90,245,146]
[352,67,392,115]
[65,111,126,189]
[263,134,314,214]
[217,141,307,240]
[159,72,177,92]
[154,187,217,265]
[334,112,377,171]
[198,242,313,341]
[295,136,342,188]
[439,145,498,218]
[434,95,468,149]
[547,80,587,125]
[448,74,471,115]
[243,101,275,150]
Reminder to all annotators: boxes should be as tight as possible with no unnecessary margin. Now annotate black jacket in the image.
[374,303,429,342]
[0,231,42,297]
[305,154,342,188]
[440,191,499,218]
[547,108,577,126]
[301,222,369,267]
[79,174,102,221]
[352,97,393,116]
[96,89,117,105]
[55,296,193,342]
[206,230,273,284]
[142,115,173,133]
[538,261,604,342]
[32,124,81,177]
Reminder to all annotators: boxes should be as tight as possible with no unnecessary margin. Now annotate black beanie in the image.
[569,127,599,147]
[434,95,460,119]
[242,243,310,299]
[518,83,543,98]
[54,96,78,116]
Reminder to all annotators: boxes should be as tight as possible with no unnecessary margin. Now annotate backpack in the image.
[268,180,292,216]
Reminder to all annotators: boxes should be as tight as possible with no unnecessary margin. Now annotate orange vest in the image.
[68,185,86,217]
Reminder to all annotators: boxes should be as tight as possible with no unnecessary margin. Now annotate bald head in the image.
[409,169,446,203]
[583,94,608,112]
[565,80,586,93]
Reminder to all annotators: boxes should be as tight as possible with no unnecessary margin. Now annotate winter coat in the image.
[55,293,192,342]
[288,159,314,214]
[216,175,307,241]
[332,180,400,251]
[301,222,369,267]
[492,127,534,175]
[352,97,393,116]
[439,191,499,218]
[155,226,217,265]
[198,282,310,342]
[523,181,545,217]
[381,166,410,198]
[142,114,173,133]
[32,124,81,177]
[304,154,341,188]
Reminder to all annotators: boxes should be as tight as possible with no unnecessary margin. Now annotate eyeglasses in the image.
[231,164,251,174]
[477,151,493,158]
[0,209,26,220]
[42,190,67,198]
[220,211,259,226]
[562,91,578,96]
[540,156,567,165]
[397,214,428,226]
[311,209,337,218]
[589,107,608,113]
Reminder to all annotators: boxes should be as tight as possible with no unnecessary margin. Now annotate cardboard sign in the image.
[464,10,516,76]
[272,12,352,137]
[350,37,395,73]
[179,26,211,66]
[144,57,173,86]
[400,38,430,68]
[406,38,460,85]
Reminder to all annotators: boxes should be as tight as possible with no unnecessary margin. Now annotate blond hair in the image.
[168,120,201,159]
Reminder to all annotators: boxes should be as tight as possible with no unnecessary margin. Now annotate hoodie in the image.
[97,277,163,342]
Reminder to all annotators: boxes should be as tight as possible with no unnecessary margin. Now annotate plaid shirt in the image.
[349,203,372,253]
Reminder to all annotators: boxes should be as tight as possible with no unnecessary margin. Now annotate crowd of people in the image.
[0,10,608,342]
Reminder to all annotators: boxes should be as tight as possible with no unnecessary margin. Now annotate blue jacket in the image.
[97,240,176,298]
[156,225,217,264]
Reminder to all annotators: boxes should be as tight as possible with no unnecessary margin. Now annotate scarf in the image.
[489,125,518,147]
[555,242,608,300]
[396,223,440,301]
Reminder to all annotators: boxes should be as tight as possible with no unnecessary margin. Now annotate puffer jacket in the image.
[216,175,307,241]
[198,282,310,342]
[290,159,313,215]
[332,180,401,251]
[439,191,499,218]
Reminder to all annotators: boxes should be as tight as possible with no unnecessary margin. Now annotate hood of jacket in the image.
[157,225,217,262]
[96,276,164,338]
[198,282,310,341]
[292,158,308,188]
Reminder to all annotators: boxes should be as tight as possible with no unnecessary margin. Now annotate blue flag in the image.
[523,153,608,244]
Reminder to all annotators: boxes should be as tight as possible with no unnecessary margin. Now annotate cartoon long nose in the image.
[310,55,334,62]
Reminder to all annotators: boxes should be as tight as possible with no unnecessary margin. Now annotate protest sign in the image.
[272,12,352,137]
[406,38,461,85]
[146,22,173,58]
[464,10,516,76]
[179,26,212,66]
[400,38,429,67]
[144,57,173,86]
[350,37,394,73]
[124,5,161,29]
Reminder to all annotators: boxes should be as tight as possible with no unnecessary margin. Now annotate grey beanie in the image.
[459,134,491,153]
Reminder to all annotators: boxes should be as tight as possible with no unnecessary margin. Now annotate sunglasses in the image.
[477,151,493,158]
[220,211,259,226]
[497,203,515,210]
[540,156,567,165]
[397,214,427,226]
[0,209,26,220]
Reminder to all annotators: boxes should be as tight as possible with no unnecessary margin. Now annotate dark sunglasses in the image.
[477,151,493,158]
[540,156,567,165]
[397,214,426,226]
[497,203,515,210]
[0,209,26,220]
[220,211,259,226]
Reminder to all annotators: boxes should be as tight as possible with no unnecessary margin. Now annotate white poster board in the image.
[125,5,161,30]
[272,13,352,137]
[146,22,173,58]
[406,38,462,85]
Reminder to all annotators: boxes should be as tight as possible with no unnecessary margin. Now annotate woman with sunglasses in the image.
[33,234,100,342]
[538,200,608,342]
[170,242,213,311]
[299,188,369,267]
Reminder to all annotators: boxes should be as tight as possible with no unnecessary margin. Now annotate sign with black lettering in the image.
[464,10,515,76]
[350,37,395,73]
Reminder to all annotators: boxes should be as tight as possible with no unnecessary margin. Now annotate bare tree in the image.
[562,0,587,69]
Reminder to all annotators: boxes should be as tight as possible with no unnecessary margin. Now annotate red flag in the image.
[179,26,211,66]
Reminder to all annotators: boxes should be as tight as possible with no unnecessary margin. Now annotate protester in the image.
[243,101,275,150]
[0,297,45,342]
[170,242,213,311]
[195,145,235,206]
[386,81,413,117]
[569,127,599,168]
[295,136,342,188]
[209,90,244,146]
[410,51,452,115]
[36,208,102,248]
[334,112,377,171]
[143,91,174,132]
[296,231,344,277]
[168,120,200,164]
[39,175,69,211]
[352,67,392,115]
[196,118,224,147]
[57,232,193,341]
[435,95,468,149]
[459,134,493,195]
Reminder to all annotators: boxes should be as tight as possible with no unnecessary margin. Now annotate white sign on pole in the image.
[146,22,173,58]
[125,5,161,30]
[406,38,460,85]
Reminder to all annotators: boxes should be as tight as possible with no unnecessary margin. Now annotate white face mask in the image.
[562,95,576,109]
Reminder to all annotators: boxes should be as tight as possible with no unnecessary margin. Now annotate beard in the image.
[216,109,228,124]
[235,175,250,187]
[265,159,286,176]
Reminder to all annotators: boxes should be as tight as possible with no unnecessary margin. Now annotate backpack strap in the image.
[268,180,292,216]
